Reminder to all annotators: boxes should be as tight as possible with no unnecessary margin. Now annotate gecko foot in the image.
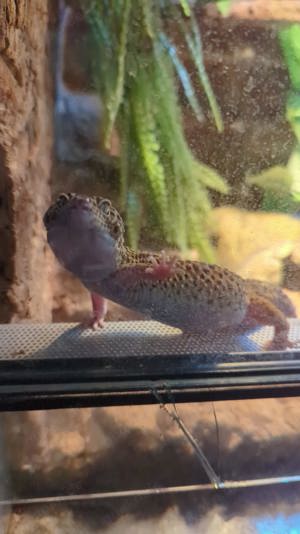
[82,315,105,330]
[264,339,300,352]
[263,330,298,351]
[145,250,177,281]
[81,293,107,331]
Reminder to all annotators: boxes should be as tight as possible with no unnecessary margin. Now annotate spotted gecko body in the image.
[43,193,297,349]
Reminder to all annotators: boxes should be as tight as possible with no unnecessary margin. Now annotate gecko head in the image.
[43,193,125,281]
[43,193,125,246]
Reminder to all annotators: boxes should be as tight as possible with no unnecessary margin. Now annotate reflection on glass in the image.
[2,0,300,531]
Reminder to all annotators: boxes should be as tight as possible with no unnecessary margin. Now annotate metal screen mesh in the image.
[0,319,300,360]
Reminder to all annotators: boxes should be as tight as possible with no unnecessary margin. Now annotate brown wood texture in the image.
[0,1,53,322]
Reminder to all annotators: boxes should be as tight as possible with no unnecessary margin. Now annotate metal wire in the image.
[152,386,221,488]
[1,474,300,506]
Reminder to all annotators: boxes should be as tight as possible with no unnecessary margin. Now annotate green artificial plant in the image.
[246,23,300,213]
[81,0,228,261]
[216,0,232,16]
[279,23,300,203]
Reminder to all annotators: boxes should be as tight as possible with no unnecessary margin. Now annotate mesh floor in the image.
[0,319,300,360]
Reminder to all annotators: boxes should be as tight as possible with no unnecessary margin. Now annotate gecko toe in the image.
[81,316,105,330]
[263,338,296,351]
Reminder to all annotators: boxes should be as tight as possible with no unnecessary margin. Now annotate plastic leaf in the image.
[104,0,131,148]
[192,161,229,194]
[279,24,300,92]
[246,166,293,194]
[216,0,232,17]
[179,0,191,17]
[184,14,224,132]
[133,93,168,228]
[159,33,203,122]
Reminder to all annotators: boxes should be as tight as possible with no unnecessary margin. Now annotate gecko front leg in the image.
[83,292,107,330]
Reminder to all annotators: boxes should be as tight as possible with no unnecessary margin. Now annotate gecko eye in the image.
[99,199,112,216]
[57,193,72,207]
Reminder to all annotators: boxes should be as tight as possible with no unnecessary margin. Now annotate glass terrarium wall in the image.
[1,0,300,339]
[2,0,300,533]
[48,0,300,339]
[2,397,300,532]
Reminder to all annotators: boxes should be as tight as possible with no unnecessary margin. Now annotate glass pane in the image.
[2,0,300,531]
[1,399,300,531]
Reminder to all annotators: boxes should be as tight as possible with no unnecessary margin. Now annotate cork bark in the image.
[0,1,53,323]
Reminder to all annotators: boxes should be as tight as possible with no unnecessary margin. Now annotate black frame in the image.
[1,351,300,411]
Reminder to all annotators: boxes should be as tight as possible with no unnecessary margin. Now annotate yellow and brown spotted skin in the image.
[108,251,247,331]
[44,194,297,348]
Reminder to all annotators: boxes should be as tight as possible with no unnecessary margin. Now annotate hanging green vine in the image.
[82,0,228,261]
[245,24,300,212]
